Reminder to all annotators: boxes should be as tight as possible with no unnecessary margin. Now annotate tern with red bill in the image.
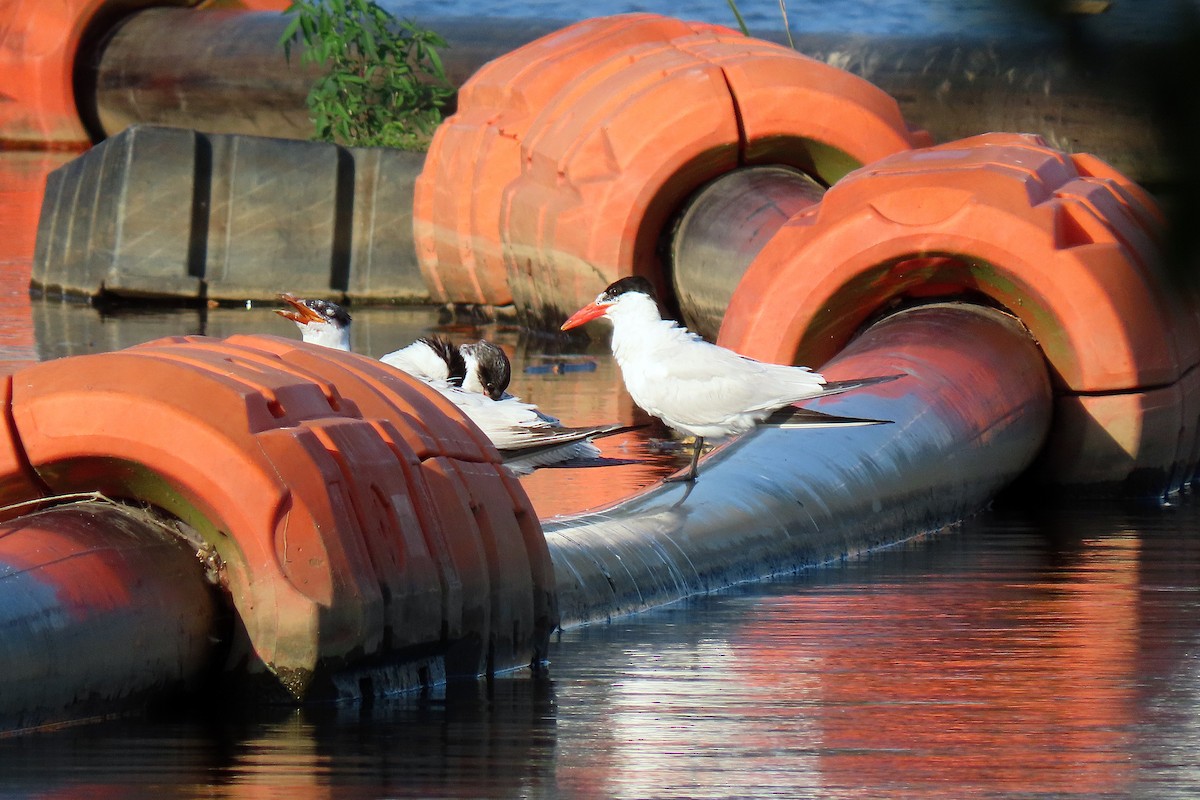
[561,276,898,482]
[277,293,471,387]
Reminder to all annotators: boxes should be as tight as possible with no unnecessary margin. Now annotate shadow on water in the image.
[0,677,560,799]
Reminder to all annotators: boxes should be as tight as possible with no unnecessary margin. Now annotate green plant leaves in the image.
[279,0,453,150]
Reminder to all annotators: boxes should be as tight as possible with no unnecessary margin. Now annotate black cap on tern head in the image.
[307,298,352,326]
[600,275,656,303]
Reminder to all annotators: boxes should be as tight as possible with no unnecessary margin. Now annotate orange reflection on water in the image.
[728,534,1141,797]
[0,151,70,370]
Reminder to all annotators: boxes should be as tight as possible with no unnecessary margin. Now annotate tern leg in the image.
[665,436,704,483]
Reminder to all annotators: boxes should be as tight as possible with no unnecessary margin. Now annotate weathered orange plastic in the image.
[0,334,556,695]
[496,466,558,631]
[0,376,44,510]
[503,44,741,320]
[213,333,496,461]
[720,132,1199,490]
[674,32,933,179]
[413,14,724,306]
[437,458,537,672]
[0,0,288,146]
[412,13,928,316]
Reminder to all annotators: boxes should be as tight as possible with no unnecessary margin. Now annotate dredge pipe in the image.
[86,9,563,141]
[670,166,825,340]
[83,11,1168,186]
[0,500,224,734]
[545,303,1052,628]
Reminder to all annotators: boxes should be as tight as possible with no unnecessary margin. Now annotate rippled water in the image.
[1,498,1198,798]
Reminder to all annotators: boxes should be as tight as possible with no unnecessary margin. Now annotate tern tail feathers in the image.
[764,407,892,428]
[762,374,901,427]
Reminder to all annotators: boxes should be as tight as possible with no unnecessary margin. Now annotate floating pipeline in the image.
[0,333,558,715]
[0,301,1050,730]
[27,12,1183,309]
[0,500,223,734]
[546,303,1052,628]
[2,5,1197,733]
[0,0,290,148]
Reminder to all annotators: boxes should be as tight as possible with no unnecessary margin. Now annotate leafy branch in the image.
[280,0,453,150]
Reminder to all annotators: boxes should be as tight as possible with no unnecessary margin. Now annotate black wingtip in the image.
[765,407,893,428]
[818,374,903,397]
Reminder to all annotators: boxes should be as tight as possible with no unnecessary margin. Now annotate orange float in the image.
[412,13,929,320]
[413,14,726,308]
[0,334,557,697]
[719,132,1199,492]
[0,0,289,146]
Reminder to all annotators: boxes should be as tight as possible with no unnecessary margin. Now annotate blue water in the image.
[384,0,1193,40]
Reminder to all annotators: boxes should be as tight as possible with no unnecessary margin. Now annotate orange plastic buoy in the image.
[0,334,557,696]
[412,14,929,321]
[0,0,289,146]
[719,132,1199,492]
[413,14,726,308]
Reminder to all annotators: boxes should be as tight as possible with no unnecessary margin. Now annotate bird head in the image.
[276,293,352,351]
[560,275,657,330]
[459,340,512,400]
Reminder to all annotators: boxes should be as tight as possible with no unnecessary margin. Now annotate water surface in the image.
[1,499,1197,798]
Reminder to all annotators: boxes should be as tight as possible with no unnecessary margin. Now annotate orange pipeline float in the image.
[0,0,289,147]
[414,14,931,318]
[718,133,1199,494]
[0,334,557,719]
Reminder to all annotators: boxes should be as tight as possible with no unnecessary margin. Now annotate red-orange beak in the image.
[275,293,325,324]
[561,302,607,331]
